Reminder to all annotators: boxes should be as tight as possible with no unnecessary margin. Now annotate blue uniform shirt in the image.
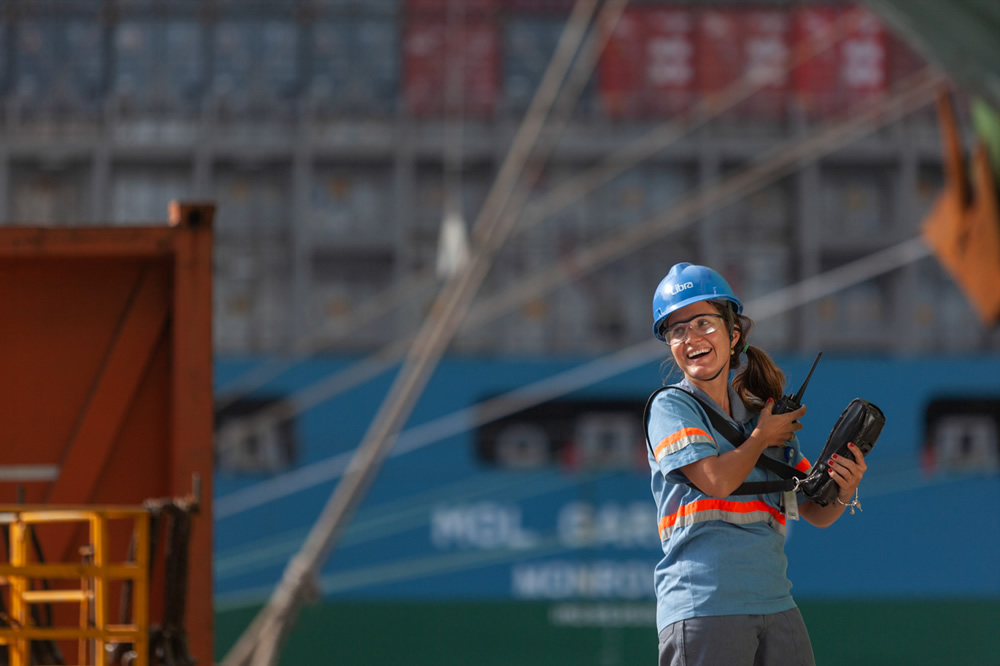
[646,377,812,632]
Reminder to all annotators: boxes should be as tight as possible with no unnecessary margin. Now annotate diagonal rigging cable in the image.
[216,6,872,410]
[214,69,944,523]
[220,11,947,660]
[220,2,618,663]
[457,74,944,334]
[216,0,619,408]
[214,65,946,477]
[213,235,935,606]
[214,471,580,583]
[220,452,958,606]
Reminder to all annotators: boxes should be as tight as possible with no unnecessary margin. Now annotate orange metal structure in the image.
[0,203,214,664]
[0,504,152,666]
[922,90,1000,323]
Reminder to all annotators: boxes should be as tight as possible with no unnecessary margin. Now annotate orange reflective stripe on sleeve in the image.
[658,498,786,540]
[794,457,812,473]
[653,427,714,462]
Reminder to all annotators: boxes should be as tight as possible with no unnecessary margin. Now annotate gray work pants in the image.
[658,607,816,666]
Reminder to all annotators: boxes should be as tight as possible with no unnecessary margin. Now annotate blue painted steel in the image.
[213,355,1000,609]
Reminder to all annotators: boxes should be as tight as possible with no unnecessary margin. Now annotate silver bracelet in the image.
[836,488,862,515]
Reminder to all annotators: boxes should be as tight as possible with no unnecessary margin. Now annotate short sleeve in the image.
[787,437,812,474]
[647,389,719,485]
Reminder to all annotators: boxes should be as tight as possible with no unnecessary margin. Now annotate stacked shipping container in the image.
[211,16,300,114]
[212,165,294,350]
[1,1,985,357]
[790,5,888,119]
[598,3,890,123]
[600,7,697,120]
[309,15,398,114]
[109,164,193,224]
[113,18,205,112]
[11,12,104,114]
[403,0,500,118]
[0,2,910,122]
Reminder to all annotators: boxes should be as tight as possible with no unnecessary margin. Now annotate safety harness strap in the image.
[643,386,806,495]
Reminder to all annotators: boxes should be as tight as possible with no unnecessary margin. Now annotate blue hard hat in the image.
[652,262,743,341]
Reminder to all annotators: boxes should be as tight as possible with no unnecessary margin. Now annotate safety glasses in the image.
[664,313,728,346]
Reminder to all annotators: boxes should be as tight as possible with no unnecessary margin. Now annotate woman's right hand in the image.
[752,398,807,448]
[682,398,807,498]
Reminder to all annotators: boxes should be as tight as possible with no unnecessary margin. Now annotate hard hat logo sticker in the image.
[670,281,694,295]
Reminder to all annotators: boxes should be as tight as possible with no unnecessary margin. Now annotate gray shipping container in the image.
[0,20,8,96]
[819,165,891,242]
[214,279,255,354]
[599,165,694,230]
[15,21,59,107]
[110,165,193,225]
[503,15,598,117]
[213,18,299,110]
[9,163,91,225]
[306,279,396,351]
[214,275,293,354]
[309,18,398,114]
[911,260,982,352]
[15,18,104,110]
[807,261,890,351]
[309,164,394,240]
[165,20,206,104]
[212,165,292,241]
[717,168,791,244]
[313,0,399,11]
[114,20,155,103]
[718,245,793,350]
[114,19,205,110]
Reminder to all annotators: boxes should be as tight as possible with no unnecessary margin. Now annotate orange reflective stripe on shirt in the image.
[653,427,714,462]
[794,457,812,473]
[658,498,786,540]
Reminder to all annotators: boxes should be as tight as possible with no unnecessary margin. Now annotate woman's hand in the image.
[750,398,807,448]
[800,441,868,527]
[681,399,807,498]
[827,442,867,502]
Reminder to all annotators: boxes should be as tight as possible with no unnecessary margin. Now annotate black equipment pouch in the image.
[798,398,885,506]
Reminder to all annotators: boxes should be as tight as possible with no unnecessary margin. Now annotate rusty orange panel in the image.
[0,226,178,258]
[0,204,215,664]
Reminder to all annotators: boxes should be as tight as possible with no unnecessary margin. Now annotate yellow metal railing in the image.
[0,505,150,666]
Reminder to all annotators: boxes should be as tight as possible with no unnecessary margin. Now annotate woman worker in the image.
[645,262,866,666]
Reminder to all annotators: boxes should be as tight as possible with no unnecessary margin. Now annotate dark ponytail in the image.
[709,301,785,410]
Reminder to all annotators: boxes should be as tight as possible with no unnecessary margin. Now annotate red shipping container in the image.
[887,31,927,85]
[404,18,499,118]
[642,7,697,118]
[791,6,887,119]
[598,6,696,120]
[696,8,791,121]
[598,8,646,119]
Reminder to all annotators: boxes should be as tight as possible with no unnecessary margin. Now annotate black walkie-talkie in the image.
[772,352,822,415]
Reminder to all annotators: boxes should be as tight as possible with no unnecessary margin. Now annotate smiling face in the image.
[666,302,738,387]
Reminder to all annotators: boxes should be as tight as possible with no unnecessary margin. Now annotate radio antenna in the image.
[793,351,823,403]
